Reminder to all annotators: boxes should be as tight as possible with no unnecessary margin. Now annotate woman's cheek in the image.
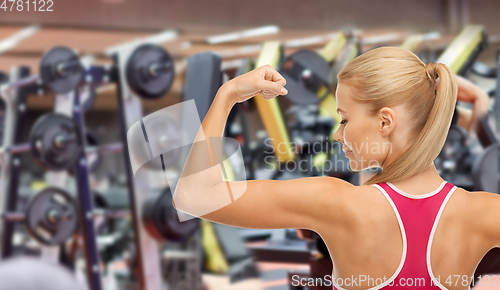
[343,124,358,151]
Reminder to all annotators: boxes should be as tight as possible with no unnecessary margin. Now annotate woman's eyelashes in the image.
[340,119,348,125]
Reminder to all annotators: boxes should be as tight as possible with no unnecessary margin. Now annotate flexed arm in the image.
[454,75,490,133]
[173,65,355,230]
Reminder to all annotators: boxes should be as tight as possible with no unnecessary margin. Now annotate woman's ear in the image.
[378,107,396,137]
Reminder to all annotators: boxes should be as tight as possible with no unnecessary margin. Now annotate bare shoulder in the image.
[460,188,500,218]
[446,187,500,247]
[447,187,499,213]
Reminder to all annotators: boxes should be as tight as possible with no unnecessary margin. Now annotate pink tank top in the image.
[332,181,458,290]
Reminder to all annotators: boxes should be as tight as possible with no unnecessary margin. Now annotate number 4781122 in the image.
[1,0,54,11]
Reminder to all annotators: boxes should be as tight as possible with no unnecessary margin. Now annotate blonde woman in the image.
[174,47,499,290]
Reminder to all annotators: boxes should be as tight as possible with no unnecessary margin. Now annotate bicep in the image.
[199,176,355,231]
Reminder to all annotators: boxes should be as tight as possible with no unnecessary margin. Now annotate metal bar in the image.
[95,143,123,154]
[93,209,130,218]
[1,64,113,93]
[2,75,40,91]
[248,242,311,264]
[1,142,123,157]
[114,49,164,290]
[1,209,131,222]
[0,66,31,259]
[114,52,151,290]
[72,90,103,290]
[1,212,25,221]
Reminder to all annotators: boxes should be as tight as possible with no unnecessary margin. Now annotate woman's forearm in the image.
[201,85,236,145]
[469,87,490,133]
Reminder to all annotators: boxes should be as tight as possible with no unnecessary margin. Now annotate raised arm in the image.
[173,65,355,231]
[455,75,490,133]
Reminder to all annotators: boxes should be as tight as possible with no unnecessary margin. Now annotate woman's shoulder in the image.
[447,187,500,247]
[449,186,499,207]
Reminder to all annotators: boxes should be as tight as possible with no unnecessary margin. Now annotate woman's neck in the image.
[388,164,445,195]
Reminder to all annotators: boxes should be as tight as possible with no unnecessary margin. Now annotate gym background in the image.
[0,1,499,290]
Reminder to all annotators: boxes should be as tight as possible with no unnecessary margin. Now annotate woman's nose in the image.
[333,127,342,143]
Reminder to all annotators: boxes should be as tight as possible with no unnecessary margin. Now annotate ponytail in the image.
[365,62,457,185]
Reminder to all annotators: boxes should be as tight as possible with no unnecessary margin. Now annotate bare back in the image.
[316,183,495,290]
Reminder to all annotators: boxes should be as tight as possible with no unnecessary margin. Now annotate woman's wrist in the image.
[216,82,237,110]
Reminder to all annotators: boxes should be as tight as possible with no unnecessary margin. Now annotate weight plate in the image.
[126,44,175,99]
[142,187,199,243]
[30,113,82,171]
[472,144,500,192]
[40,46,83,94]
[25,187,78,246]
[279,50,331,105]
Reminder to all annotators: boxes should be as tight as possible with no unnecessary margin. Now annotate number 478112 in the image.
[1,0,54,11]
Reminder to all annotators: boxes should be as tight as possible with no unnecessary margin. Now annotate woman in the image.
[174,47,500,290]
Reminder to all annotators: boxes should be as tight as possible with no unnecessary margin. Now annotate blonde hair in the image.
[337,47,457,185]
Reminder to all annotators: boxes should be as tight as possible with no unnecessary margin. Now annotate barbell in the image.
[1,187,130,246]
[0,46,83,95]
[1,44,175,101]
[2,185,198,246]
[0,113,127,171]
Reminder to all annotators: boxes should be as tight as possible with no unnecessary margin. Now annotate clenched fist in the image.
[222,64,288,103]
